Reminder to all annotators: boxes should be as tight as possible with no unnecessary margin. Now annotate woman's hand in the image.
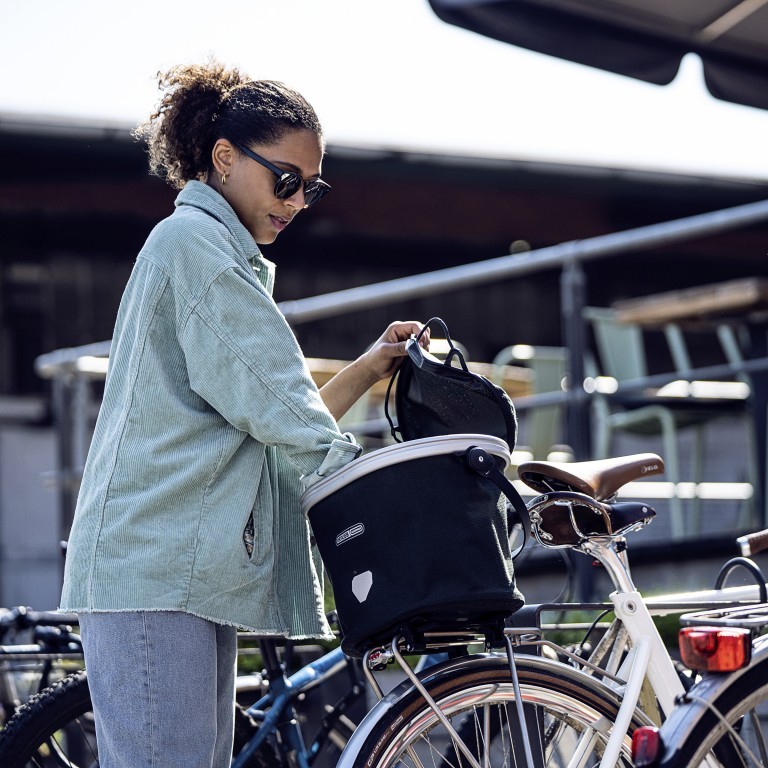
[359,320,430,381]
[318,321,429,422]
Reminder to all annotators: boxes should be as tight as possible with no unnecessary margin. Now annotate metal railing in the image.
[34,197,768,539]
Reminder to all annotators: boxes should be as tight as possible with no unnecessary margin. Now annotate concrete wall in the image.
[0,424,63,609]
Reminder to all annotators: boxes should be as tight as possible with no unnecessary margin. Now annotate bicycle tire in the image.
[0,669,95,768]
[0,670,279,768]
[656,645,768,768]
[340,653,650,768]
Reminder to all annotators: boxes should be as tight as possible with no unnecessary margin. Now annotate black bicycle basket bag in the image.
[385,317,518,451]
[302,434,525,658]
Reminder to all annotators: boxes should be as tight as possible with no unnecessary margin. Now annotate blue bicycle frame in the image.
[232,645,352,768]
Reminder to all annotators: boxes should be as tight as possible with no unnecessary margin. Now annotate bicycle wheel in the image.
[341,653,650,768]
[0,670,278,768]
[656,645,768,768]
[0,669,95,768]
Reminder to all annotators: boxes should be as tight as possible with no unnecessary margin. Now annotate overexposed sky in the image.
[4,0,768,180]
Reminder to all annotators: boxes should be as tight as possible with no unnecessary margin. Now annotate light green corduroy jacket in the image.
[60,181,360,639]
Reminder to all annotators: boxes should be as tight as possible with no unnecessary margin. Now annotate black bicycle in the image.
[0,606,82,727]
[0,614,367,768]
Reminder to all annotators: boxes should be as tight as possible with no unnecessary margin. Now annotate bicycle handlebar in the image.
[0,606,79,637]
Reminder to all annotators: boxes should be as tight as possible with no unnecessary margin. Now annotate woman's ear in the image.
[211,139,236,177]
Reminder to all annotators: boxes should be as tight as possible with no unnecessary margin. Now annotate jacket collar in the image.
[175,180,275,293]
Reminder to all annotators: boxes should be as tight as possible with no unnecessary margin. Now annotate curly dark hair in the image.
[133,60,324,190]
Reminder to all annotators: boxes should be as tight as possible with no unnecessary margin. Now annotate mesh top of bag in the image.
[393,340,518,450]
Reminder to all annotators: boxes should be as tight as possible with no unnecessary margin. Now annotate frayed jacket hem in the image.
[60,606,335,642]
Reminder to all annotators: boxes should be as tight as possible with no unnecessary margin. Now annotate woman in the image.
[60,61,426,767]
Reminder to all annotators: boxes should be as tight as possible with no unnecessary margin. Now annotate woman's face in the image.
[213,129,325,245]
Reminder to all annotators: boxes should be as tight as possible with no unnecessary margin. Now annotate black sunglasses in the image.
[234,143,331,208]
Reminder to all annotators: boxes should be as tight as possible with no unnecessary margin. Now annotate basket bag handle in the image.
[384,317,468,442]
[420,316,468,370]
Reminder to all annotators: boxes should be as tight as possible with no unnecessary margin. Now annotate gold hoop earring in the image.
[221,173,227,185]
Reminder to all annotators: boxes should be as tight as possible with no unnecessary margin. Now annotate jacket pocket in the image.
[243,513,255,556]
[242,466,274,564]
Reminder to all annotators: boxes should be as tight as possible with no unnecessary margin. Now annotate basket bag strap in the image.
[383,363,404,443]
[465,446,531,559]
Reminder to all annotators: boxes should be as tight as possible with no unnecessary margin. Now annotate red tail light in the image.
[679,626,752,672]
[632,726,662,766]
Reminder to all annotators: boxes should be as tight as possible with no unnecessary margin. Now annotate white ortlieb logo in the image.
[336,523,365,546]
[352,571,373,603]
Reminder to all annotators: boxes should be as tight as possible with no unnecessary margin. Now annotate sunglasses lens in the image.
[274,173,303,200]
[303,180,331,208]
[273,172,330,207]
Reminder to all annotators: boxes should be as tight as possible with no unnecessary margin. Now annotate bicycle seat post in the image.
[259,638,287,685]
[580,537,637,595]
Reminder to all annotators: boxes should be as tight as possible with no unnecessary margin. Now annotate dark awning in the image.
[427,0,768,110]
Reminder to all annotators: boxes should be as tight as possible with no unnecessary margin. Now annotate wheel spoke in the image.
[660,654,768,768]
[748,708,768,767]
[354,659,638,768]
[29,712,97,768]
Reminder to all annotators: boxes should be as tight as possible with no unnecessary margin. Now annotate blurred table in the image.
[612,277,768,527]
[306,358,532,401]
[613,277,768,326]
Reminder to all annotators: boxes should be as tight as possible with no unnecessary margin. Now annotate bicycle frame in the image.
[576,536,766,767]
[341,524,768,768]
[583,539,686,715]
[0,609,82,720]
[233,645,357,768]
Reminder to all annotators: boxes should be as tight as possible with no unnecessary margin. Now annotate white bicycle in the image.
[2,452,766,768]
[336,452,768,768]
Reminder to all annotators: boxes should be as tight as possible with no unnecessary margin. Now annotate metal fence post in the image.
[560,258,591,462]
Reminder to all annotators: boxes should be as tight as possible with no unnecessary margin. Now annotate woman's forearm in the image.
[318,358,379,422]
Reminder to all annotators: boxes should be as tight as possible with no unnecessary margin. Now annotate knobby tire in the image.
[0,669,277,768]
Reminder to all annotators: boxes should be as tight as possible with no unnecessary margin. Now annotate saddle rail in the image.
[526,489,657,548]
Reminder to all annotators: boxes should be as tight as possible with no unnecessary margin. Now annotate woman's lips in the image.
[269,214,289,232]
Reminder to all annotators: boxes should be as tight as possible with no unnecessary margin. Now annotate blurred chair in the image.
[492,344,571,467]
[583,306,751,537]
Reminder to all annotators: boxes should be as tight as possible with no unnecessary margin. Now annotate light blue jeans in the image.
[80,611,238,768]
